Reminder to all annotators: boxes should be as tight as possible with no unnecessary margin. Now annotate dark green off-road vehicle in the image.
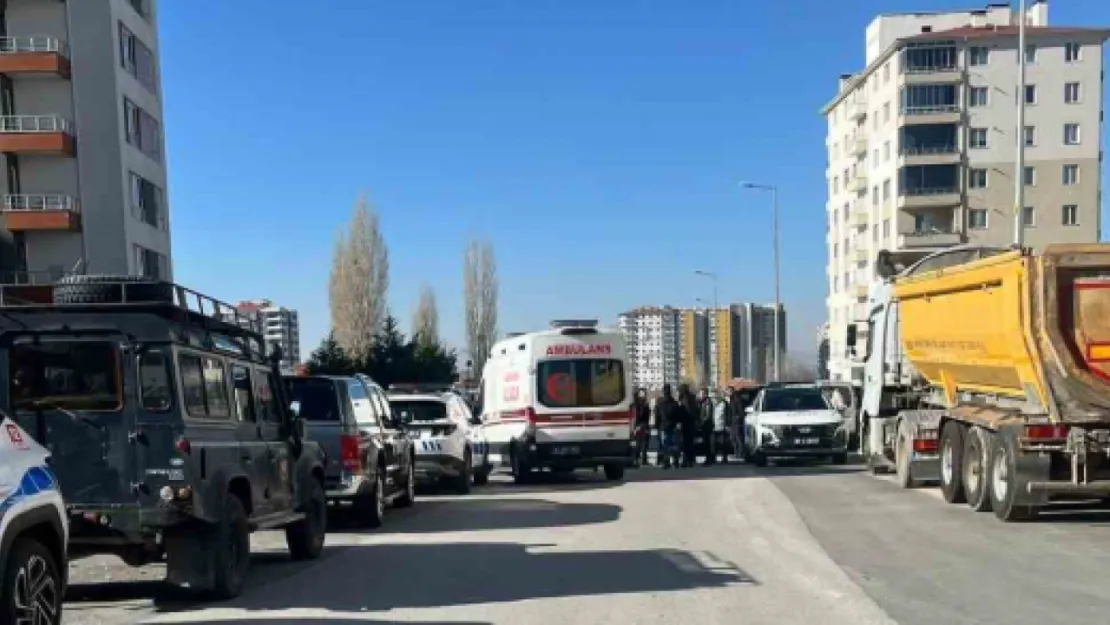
[0,275,328,600]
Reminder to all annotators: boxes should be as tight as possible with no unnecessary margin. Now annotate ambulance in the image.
[480,320,634,483]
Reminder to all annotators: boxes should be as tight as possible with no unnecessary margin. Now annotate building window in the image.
[1023,166,1035,186]
[882,218,890,238]
[133,244,166,279]
[883,102,890,123]
[1023,125,1035,147]
[123,98,162,161]
[969,168,988,189]
[969,86,989,107]
[883,140,890,162]
[1024,44,1037,64]
[1064,123,1081,145]
[883,63,890,83]
[872,186,878,207]
[1065,82,1081,104]
[969,208,988,230]
[128,0,151,19]
[833,242,838,259]
[1063,164,1079,185]
[1022,206,1036,227]
[843,203,849,222]
[1065,42,1082,63]
[969,46,989,66]
[1024,85,1037,105]
[969,128,988,148]
[130,172,165,230]
[1062,204,1079,226]
[118,22,157,92]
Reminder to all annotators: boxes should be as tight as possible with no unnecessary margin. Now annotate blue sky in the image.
[161,0,1109,362]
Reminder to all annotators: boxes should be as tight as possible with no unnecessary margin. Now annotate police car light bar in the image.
[549,319,599,330]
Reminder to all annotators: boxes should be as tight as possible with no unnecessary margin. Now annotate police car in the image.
[386,385,492,493]
[0,415,68,624]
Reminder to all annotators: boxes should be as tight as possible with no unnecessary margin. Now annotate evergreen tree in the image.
[305,332,355,375]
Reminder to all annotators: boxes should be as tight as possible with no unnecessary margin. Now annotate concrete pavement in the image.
[61,462,1110,624]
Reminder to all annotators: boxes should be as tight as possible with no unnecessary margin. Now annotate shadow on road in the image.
[330,497,621,534]
[160,541,753,614]
[623,459,863,483]
[156,620,491,625]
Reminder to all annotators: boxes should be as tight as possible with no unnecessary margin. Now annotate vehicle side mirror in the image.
[289,401,301,418]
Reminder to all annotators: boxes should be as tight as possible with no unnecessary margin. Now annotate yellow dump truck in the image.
[851,244,1110,522]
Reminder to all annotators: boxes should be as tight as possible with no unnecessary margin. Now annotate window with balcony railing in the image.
[901,84,957,115]
[901,45,957,74]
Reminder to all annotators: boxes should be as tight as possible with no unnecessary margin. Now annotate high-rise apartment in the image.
[822,1,1106,382]
[231,299,302,373]
[0,0,171,282]
[618,306,680,391]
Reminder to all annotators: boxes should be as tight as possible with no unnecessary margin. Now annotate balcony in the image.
[849,174,869,194]
[899,104,960,125]
[854,284,869,299]
[902,63,960,85]
[852,135,868,155]
[898,230,962,248]
[899,144,960,167]
[0,116,75,155]
[854,247,869,263]
[0,37,70,78]
[852,208,869,227]
[898,187,960,210]
[851,98,867,120]
[1,194,80,231]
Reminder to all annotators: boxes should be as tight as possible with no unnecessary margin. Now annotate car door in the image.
[230,362,273,516]
[369,385,406,494]
[346,379,384,481]
[254,367,293,512]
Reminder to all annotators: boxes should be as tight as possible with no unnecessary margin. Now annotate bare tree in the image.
[412,284,439,348]
[463,238,499,374]
[329,195,390,361]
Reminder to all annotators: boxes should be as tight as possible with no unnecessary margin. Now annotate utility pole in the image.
[1013,0,1027,247]
[738,182,782,382]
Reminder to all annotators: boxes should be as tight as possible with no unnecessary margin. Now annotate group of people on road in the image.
[630,383,757,469]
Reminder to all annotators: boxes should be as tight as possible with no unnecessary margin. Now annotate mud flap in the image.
[164,526,215,591]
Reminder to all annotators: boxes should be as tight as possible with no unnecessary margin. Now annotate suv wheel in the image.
[455,449,473,495]
[286,477,327,560]
[2,537,62,625]
[354,472,385,528]
[394,457,415,508]
[208,493,250,600]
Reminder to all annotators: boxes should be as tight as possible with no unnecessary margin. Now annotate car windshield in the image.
[537,359,625,408]
[9,341,121,411]
[390,400,448,424]
[283,378,340,422]
[762,388,829,412]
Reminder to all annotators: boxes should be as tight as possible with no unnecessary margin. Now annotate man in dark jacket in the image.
[654,384,682,468]
[698,387,716,466]
[632,388,651,466]
[678,384,699,468]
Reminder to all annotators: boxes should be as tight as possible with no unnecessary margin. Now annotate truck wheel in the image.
[895,432,918,488]
[2,537,62,625]
[939,421,967,504]
[394,458,416,508]
[963,427,993,512]
[207,493,251,600]
[454,449,473,495]
[286,477,327,560]
[989,432,1038,522]
[603,464,625,481]
[353,472,385,528]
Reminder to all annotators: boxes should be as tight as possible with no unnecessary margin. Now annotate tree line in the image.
[306,195,500,384]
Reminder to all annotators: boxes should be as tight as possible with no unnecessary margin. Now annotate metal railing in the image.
[3,194,78,212]
[902,104,959,116]
[0,36,66,55]
[0,115,72,134]
[903,186,959,197]
[901,145,957,156]
[903,64,957,75]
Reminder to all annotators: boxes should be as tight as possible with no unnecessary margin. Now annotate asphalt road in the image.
[61,461,1110,624]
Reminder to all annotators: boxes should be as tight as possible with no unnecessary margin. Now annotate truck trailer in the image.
[854,244,1110,521]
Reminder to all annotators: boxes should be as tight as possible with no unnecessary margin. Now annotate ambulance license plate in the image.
[551,445,580,457]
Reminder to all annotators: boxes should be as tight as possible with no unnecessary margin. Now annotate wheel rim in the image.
[407,462,415,500]
[965,439,982,496]
[13,554,57,625]
[376,475,385,518]
[992,447,1010,501]
[941,437,954,485]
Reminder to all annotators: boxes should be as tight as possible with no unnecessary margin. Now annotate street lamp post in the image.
[1014,0,1027,248]
[739,182,781,382]
[693,270,718,310]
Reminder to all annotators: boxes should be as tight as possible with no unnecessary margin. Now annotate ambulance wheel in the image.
[510,444,532,484]
[603,464,625,481]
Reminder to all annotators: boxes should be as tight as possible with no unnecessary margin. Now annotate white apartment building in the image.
[0,0,171,282]
[232,299,302,372]
[822,0,1106,382]
[618,306,680,391]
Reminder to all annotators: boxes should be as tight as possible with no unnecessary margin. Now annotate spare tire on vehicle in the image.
[53,274,174,305]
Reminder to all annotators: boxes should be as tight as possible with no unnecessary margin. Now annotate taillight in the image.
[175,437,191,455]
[912,438,939,453]
[340,434,362,473]
[1024,424,1069,440]
[524,407,537,425]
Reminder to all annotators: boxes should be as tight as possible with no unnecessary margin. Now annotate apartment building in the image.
[617,306,680,391]
[679,308,709,386]
[231,299,302,373]
[822,0,1107,382]
[0,0,171,282]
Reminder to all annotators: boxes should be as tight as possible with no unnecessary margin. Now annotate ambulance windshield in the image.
[537,359,625,408]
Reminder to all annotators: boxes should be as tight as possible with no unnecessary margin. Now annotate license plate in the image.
[794,437,820,446]
[551,446,580,456]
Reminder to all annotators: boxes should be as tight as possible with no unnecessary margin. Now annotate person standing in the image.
[678,384,699,468]
[654,384,682,469]
[712,390,731,463]
[698,388,716,466]
[632,388,651,466]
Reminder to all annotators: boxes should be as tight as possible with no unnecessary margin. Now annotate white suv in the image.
[0,415,68,624]
[744,384,849,467]
[386,386,492,493]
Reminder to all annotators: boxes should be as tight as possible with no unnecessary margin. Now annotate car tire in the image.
[394,456,416,508]
[454,449,473,494]
[354,472,385,528]
[285,477,327,561]
[939,421,967,504]
[207,493,251,600]
[2,537,63,625]
[473,466,490,486]
[751,450,768,467]
[963,427,993,512]
[603,464,625,481]
[831,452,848,465]
[52,274,172,305]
